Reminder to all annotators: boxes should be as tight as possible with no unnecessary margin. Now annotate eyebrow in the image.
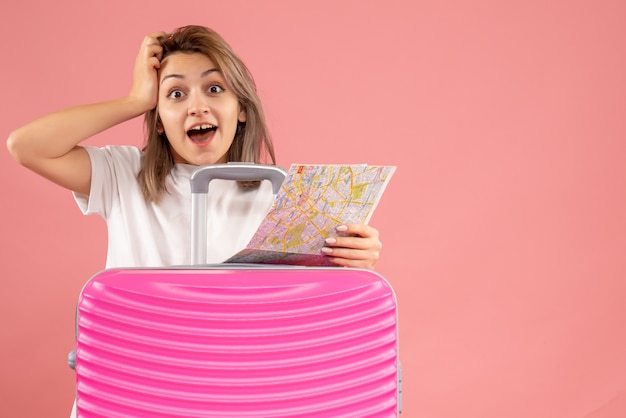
[161,68,219,84]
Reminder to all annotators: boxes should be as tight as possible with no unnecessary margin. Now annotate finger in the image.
[144,43,164,59]
[326,236,372,250]
[136,45,164,73]
[148,51,163,68]
[144,31,169,44]
[325,232,382,251]
[336,223,378,239]
[141,32,167,58]
[322,246,365,259]
[325,253,377,269]
[327,224,375,248]
[324,244,380,261]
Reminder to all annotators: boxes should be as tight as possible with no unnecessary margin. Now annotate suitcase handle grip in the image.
[190,163,286,194]
[190,163,287,265]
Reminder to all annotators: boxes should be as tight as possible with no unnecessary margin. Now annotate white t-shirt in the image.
[74,145,275,268]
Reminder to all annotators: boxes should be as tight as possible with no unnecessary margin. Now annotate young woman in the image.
[8,25,384,416]
[7,25,382,269]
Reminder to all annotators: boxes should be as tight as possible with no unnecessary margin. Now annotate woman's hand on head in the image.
[128,32,167,112]
[322,224,382,270]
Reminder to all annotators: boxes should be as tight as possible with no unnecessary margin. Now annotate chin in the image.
[193,155,227,166]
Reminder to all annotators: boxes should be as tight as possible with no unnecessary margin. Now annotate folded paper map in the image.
[226,164,396,266]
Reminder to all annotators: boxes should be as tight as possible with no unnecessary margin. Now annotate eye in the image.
[208,84,224,94]
[167,89,186,99]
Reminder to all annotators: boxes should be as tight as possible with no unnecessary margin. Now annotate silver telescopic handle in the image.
[190,163,287,265]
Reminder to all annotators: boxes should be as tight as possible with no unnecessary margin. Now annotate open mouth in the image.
[187,124,217,144]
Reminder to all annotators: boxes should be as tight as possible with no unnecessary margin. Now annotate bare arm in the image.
[7,98,153,195]
[6,32,166,195]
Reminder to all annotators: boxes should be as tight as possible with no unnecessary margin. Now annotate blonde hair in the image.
[138,25,276,202]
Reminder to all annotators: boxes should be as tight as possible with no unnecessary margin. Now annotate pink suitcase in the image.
[70,164,402,417]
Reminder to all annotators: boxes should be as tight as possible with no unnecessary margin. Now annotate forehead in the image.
[159,52,219,81]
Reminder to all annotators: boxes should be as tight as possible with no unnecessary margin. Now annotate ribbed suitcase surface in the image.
[75,267,399,417]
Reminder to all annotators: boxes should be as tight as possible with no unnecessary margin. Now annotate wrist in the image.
[120,95,156,117]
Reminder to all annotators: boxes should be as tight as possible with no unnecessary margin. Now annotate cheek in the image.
[158,108,182,131]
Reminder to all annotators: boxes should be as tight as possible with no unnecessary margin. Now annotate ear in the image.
[156,116,164,134]
[238,107,247,123]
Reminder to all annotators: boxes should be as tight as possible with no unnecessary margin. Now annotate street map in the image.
[226,164,396,266]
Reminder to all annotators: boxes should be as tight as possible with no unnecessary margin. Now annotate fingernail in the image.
[321,247,333,253]
[336,225,348,232]
[325,237,337,244]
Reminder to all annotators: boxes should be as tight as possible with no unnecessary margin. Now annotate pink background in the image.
[1,1,625,417]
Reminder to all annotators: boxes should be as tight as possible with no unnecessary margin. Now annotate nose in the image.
[187,92,210,116]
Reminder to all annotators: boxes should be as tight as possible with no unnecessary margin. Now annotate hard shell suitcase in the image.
[70,164,402,417]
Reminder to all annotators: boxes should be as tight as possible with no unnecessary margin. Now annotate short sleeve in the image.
[73,145,140,219]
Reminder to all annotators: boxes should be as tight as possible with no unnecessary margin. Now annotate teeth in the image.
[189,124,215,131]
